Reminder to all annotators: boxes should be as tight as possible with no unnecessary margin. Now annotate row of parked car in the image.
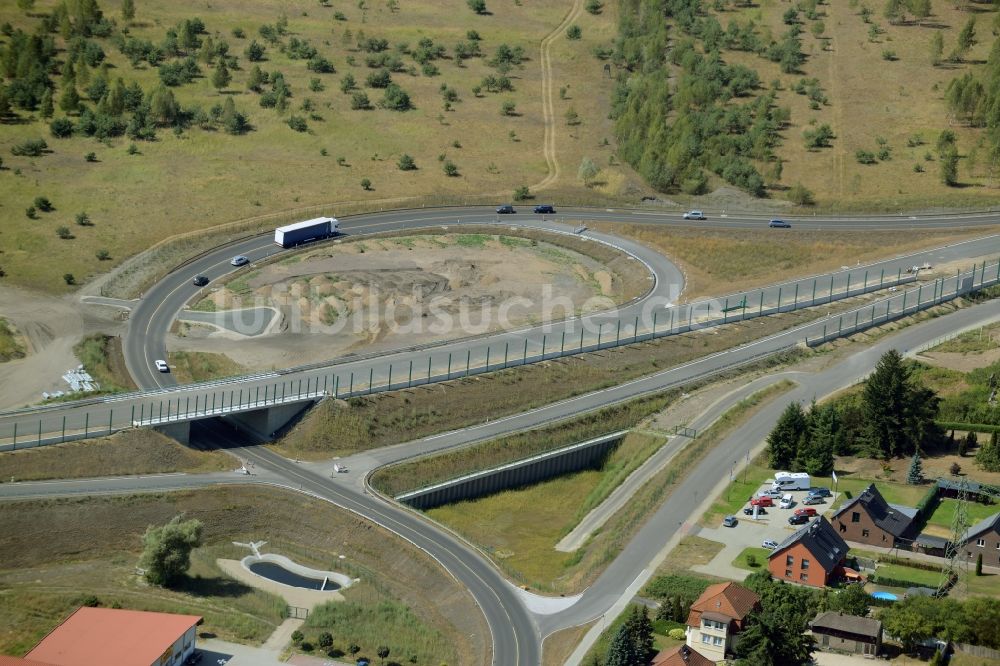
[724,487,833,529]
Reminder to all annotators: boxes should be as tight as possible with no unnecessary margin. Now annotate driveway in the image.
[692,485,841,581]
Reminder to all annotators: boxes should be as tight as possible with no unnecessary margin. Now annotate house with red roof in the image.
[651,644,716,666]
[683,581,761,661]
[8,607,202,666]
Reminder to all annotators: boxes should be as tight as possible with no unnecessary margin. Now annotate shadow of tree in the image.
[176,574,256,599]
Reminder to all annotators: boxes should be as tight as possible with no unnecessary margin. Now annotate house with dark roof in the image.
[810,611,883,658]
[959,511,1000,567]
[683,581,761,661]
[651,644,715,666]
[831,484,917,547]
[769,516,849,588]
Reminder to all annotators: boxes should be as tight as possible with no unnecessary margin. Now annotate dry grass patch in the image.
[0,429,232,482]
[167,351,246,384]
[0,0,625,294]
[543,622,595,666]
[0,319,26,363]
[72,333,137,393]
[0,486,485,664]
[590,224,990,301]
[273,288,878,461]
[415,379,790,592]
[648,535,727,579]
[718,0,999,208]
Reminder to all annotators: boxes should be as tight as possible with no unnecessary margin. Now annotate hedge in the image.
[937,422,1000,434]
[915,483,941,521]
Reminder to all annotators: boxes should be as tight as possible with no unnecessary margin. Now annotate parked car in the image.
[768,219,791,228]
[682,210,706,220]
[788,514,810,525]
[192,275,209,287]
[802,495,825,505]
[533,204,556,214]
[723,515,738,528]
[759,488,783,499]
[154,359,169,373]
[744,506,768,516]
[807,487,832,498]
[794,507,818,517]
[750,496,774,508]
[779,494,795,509]
[762,539,779,550]
[230,255,249,266]
[497,204,516,214]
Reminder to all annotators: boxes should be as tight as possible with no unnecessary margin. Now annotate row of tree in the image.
[768,350,942,468]
[880,595,1000,652]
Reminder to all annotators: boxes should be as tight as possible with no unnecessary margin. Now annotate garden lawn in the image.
[926,498,1000,531]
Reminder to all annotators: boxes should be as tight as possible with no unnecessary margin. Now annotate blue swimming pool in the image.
[248,561,340,590]
[871,591,898,601]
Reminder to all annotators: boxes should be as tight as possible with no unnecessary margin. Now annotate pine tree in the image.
[862,350,939,458]
[212,60,231,91]
[976,431,1000,471]
[803,404,837,476]
[907,452,924,484]
[768,402,808,468]
[60,75,80,113]
[40,88,54,118]
[604,623,638,666]
[930,30,944,66]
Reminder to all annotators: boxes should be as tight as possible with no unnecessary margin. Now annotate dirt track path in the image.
[532,0,586,192]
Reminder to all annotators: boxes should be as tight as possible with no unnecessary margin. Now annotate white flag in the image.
[832,470,839,483]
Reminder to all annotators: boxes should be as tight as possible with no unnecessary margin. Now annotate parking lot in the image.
[692,483,840,581]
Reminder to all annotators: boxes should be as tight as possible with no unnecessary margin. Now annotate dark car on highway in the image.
[192,275,209,287]
[497,204,516,214]
[533,204,555,214]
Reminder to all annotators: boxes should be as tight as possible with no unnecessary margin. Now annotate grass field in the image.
[876,562,943,588]
[589,224,989,301]
[419,380,790,592]
[0,318,26,363]
[0,0,625,294]
[926,498,999,530]
[716,0,1000,208]
[0,428,232,481]
[167,350,246,383]
[0,486,483,663]
[930,322,1000,354]
[647,536,727,580]
[830,477,930,510]
[732,547,771,572]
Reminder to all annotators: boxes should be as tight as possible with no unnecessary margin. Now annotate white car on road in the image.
[154,360,169,372]
[763,539,779,550]
[230,255,250,266]
[682,210,706,220]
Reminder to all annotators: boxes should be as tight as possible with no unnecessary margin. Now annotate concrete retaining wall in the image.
[396,430,628,510]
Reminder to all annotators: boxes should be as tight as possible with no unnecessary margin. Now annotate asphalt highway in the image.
[4,300,999,666]
[4,207,1000,665]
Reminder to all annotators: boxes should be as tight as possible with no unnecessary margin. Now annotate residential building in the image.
[23,607,201,666]
[831,483,917,547]
[651,644,715,666]
[769,516,849,588]
[810,611,883,658]
[684,581,761,661]
[959,511,1000,567]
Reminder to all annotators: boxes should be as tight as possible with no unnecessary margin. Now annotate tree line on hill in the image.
[610,0,802,197]
[768,350,943,471]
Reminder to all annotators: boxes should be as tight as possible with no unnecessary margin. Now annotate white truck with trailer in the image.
[274,217,340,248]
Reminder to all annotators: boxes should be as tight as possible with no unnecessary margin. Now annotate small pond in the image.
[248,561,340,590]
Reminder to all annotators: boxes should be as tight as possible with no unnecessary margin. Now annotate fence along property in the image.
[1,260,993,451]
